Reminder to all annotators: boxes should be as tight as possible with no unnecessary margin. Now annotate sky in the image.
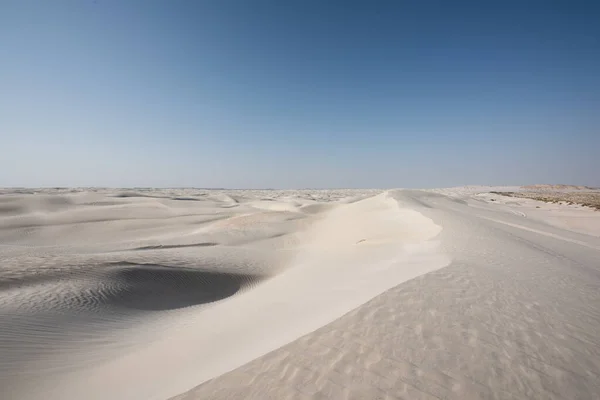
[1,1,599,188]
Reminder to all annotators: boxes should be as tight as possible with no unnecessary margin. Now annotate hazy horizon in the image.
[2,1,599,188]
[2,184,599,191]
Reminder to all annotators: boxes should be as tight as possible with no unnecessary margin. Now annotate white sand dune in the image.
[1,187,600,400]
[0,188,443,400]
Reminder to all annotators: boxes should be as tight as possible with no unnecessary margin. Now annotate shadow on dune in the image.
[112,191,170,199]
[0,264,263,382]
[103,265,260,311]
[131,242,218,251]
[112,192,203,202]
[0,204,25,215]
[171,197,202,201]
[0,264,262,312]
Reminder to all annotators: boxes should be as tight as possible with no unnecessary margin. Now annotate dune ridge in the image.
[171,189,600,400]
[0,188,447,400]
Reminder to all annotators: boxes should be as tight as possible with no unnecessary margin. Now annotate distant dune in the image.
[522,183,597,190]
[491,186,600,212]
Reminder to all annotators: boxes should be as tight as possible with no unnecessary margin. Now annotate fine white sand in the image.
[2,187,600,400]
[0,188,446,400]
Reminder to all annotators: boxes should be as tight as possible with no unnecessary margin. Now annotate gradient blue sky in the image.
[1,1,599,188]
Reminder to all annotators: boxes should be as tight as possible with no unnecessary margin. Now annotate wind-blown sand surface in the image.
[1,187,600,399]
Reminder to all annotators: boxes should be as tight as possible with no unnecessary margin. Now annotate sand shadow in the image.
[0,264,263,381]
[131,243,218,251]
[102,265,260,311]
[0,264,262,312]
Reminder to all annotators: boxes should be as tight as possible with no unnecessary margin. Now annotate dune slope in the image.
[171,189,600,400]
[0,189,447,400]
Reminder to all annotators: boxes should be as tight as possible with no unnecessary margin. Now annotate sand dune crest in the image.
[0,189,449,400]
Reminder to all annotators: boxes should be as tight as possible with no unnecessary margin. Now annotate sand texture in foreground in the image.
[2,187,600,399]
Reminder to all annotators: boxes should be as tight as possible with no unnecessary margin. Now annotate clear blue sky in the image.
[1,1,599,188]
